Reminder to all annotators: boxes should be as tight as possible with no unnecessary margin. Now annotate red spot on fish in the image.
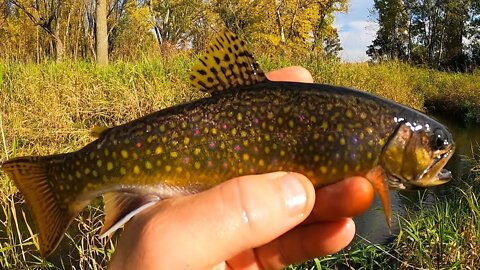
[253,118,259,125]
[223,162,229,169]
[136,142,142,148]
[234,145,241,152]
[207,160,213,167]
[222,123,228,130]
[193,129,201,136]
[209,142,216,149]
[253,146,258,153]
[183,157,190,164]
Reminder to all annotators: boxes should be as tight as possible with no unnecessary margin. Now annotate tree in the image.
[11,0,65,61]
[96,0,108,65]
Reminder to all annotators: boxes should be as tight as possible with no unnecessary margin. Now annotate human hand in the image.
[109,67,374,270]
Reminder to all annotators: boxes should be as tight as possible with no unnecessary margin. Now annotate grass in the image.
[0,55,479,268]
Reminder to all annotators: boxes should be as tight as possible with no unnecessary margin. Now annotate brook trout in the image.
[0,30,455,257]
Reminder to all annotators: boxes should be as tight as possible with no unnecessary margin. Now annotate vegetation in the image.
[0,55,479,268]
[0,0,347,62]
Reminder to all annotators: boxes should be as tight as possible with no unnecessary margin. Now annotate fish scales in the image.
[0,29,455,257]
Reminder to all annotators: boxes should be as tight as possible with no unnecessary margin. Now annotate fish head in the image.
[380,120,455,190]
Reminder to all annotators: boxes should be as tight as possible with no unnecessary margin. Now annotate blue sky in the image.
[334,0,377,62]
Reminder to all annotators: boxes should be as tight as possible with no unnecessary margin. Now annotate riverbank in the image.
[0,58,479,269]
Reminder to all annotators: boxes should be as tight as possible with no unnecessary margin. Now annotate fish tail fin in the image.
[1,155,78,257]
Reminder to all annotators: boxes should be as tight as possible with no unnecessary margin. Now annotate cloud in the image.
[336,20,379,62]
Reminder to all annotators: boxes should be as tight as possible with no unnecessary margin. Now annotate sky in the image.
[334,0,378,62]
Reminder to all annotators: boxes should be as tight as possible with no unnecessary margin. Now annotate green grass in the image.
[0,56,479,268]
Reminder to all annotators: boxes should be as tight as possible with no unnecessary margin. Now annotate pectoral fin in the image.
[100,192,160,238]
[366,165,392,231]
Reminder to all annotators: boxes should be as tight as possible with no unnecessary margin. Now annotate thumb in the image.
[111,172,315,269]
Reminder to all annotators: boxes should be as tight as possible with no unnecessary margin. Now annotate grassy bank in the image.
[0,56,479,268]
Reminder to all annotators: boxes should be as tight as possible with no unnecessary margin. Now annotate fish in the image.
[0,29,455,257]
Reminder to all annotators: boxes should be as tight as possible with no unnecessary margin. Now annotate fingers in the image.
[254,219,355,269]
[266,66,314,83]
[110,172,316,269]
[306,177,374,223]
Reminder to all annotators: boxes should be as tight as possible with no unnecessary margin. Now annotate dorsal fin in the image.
[189,29,267,94]
[90,125,109,138]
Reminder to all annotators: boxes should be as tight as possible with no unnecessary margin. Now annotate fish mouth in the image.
[413,144,455,187]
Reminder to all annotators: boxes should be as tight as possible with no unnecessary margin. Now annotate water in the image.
[354,114,480,243]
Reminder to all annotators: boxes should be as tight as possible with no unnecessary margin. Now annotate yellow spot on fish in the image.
[211,128,218,135]
[92,170,98,177]
[327,135,334,142]
[133,165,141,175]
[272,143,278,150]
[84,168,91,175]
[155,146,163,155]
[283,106,291,113]
[310,116,317,123]
[378,138,385,146]
[268,125,274,131]
[145,161,153,169]
[107,162,114,171]
[132,152,138,160]
[194,148,201,155]
[243,153,250,161]
[320,166,328,174]
[162,137,168,143]
[170,152,178,158]
[75,171,81,179]
[280,150,286,156]
[243,140,249,147]
[194,162,201,169]
[355,164,361,172]
[336,124,343,132]
[277,117,283,125]
[261,122,267,129]
[169,122,176,129]
[160,124,166,132]
[176,167,183,173]
[332,168,337,174]
[240,131,247,137]
[104,149,109,156]
[267,112,274,119]
[264,147,270,154]
[121,150,129,159]
[97,160,103,168]
[147,135,157,143]
[89,152,95,160]
[238,168,244,174]
[146,149,152,155]
[237,112,243,121]
[366,127,373,134]
[340,138,346,145]
[120,167,127,175]
[344,164,349,172]
[367,152,373,160]
[258,159,265,166]
[314,155,320,162]
[313,133,320,140]
[360,112,367,119]
[321,122,328,130]
[165,165,172,172]
[181,122,188,129]
[59,185,64,191]
[231,128,237,136]
[264,134,271,141]
[220,142,226,149]
[288,120,295,128]
[346,110,353,118]
[68,174,73,181]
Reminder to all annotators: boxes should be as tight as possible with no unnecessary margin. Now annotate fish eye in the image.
[431,128,448,150]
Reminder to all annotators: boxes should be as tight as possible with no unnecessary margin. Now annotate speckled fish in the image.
[0,30,455,257]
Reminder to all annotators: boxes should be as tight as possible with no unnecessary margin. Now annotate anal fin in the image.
[100,192,160,238]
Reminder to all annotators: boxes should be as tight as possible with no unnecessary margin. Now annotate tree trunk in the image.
[96,0,109,65]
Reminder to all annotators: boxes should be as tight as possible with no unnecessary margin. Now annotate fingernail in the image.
[280,174,308,217]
